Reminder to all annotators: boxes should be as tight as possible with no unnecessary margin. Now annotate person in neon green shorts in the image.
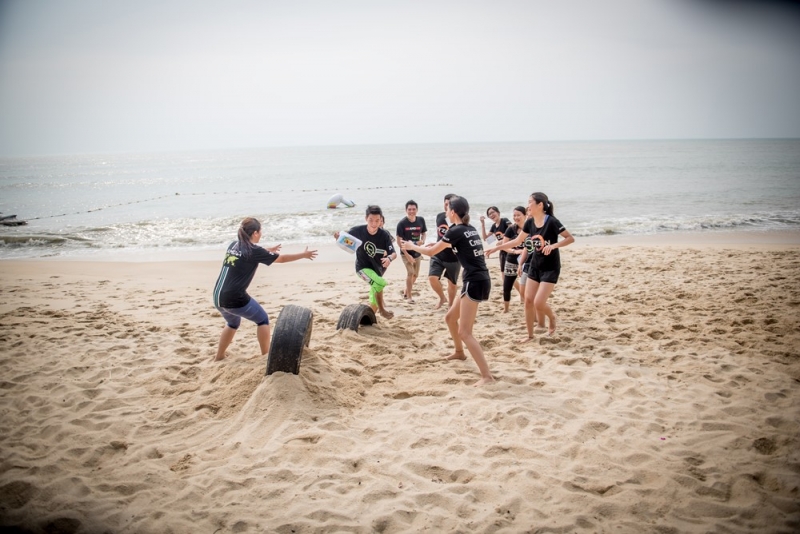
[334,205,397,319]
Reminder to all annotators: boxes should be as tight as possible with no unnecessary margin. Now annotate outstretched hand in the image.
[305,247,318,260]
[269,244,282,253]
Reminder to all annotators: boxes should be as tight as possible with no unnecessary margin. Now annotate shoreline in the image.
[2,228,799,264]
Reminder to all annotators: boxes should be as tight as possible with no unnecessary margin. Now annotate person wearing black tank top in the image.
[485,192,574,341]
[401,195,495,386]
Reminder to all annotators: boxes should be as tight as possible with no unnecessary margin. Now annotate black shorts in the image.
[527,267,560,284]
[460,279,491,302]
[429,256,460,285]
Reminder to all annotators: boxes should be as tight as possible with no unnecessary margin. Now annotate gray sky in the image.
[1,0,799,156]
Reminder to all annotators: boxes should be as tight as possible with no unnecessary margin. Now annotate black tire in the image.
[336,303,377,331]
[266,305,313,376]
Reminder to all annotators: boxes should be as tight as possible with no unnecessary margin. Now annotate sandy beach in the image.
[1,231,799,533]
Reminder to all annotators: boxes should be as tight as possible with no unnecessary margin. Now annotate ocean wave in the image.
[1,209,798,259]
[571,211,800,237]
[0,235,69,247]
[0,232,101,246]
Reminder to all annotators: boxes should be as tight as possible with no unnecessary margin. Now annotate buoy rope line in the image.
[25,183,453,221]
[26,194,177,221]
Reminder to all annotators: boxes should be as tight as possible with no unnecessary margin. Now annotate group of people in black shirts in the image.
[212,192,574,387]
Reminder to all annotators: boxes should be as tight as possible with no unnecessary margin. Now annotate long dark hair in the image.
[530,192,554,216]
[237,217,260,258]
[511,205,526,231]
[448,195,471,225]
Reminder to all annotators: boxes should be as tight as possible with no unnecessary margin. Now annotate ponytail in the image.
[237,217,260,258]
[448,195,471,225]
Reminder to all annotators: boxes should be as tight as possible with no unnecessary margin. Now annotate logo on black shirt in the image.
[364,241,387,258]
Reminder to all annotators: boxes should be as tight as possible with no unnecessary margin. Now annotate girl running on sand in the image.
[213,217,317,361]
[486,192,575,341]
[400,195,495,386]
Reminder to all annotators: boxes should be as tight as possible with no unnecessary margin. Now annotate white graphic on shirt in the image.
[364,241,387,258]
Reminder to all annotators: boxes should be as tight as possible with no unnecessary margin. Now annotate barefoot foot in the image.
[379,308,394,319]
[445,351,467,361]
[473,376,495,386]
[433,299,445,310]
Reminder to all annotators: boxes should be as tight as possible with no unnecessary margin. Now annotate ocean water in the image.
[1,139,799,259]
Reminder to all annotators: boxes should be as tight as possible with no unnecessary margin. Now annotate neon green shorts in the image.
[357,268,387,306]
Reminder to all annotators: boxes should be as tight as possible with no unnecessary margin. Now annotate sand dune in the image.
[1,235,799,533]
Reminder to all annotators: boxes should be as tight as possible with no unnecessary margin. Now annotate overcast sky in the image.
[0,0,798,156]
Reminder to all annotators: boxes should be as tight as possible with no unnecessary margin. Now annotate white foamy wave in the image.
[2,208,799,259]
[571,210,800,237]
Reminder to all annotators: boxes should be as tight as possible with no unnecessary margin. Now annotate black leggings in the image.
[503,268,518,302]
[498,251,507,275]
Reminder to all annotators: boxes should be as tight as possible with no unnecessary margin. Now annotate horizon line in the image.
[2,136,799,159]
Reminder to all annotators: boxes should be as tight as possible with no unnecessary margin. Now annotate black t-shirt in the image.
[489,217,511,243]
[503,225,524,265]
[442,224,490,282]
[522,215,566,272]
[213,242,279,308]
[348,225,395,275]
[396,216,427,258]
[434,212,458,263]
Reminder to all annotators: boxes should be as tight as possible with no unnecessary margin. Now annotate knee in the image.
[457,325,472,340]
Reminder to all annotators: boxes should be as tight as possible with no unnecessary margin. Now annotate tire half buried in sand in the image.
[336,303,377,331]
[266,305,313,376]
